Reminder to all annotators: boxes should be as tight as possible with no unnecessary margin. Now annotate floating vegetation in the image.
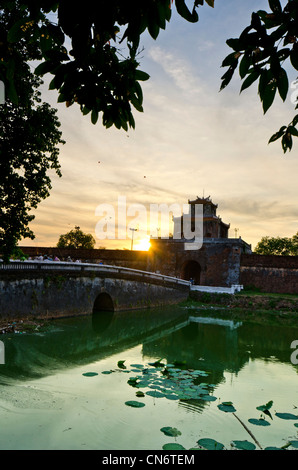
[160,427,182,437]
[125,401,145,408]
[217,402,236,413]
[231,440,256,450]
[95,358,298,450]
[82,372,98,377]
[197,438,225,450]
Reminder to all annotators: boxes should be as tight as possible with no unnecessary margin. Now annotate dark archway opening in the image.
[181,260,201,285]
[93,292,114,312]
[92,293,114,333]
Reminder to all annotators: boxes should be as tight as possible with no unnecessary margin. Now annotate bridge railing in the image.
[0,260,190,287]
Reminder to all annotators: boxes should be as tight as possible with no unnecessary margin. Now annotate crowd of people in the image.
[29,255,82,263]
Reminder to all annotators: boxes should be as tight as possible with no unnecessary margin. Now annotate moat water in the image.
[0,305,297,450]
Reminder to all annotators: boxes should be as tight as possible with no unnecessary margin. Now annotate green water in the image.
[0,306,297,450]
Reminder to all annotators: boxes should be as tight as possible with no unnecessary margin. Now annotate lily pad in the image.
[200,395,217,402]
[160,427,182,437]
[164,393,179,400]
[264,446,282,450]
[117,360,126,369]
[197,438,225,450]
[248,418,271,426]
[125,401,145,408]
[289,440,298,449]
[162,443,185,450]
[275,412,298,420]
[82,372,98,377]
[217,402,236,413]
[146,390,165,398]
[101,370,113,374]
[232,440,256,450]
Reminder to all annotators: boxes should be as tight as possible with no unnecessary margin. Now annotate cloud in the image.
[148,45,204,98]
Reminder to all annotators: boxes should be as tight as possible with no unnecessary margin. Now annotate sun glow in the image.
[133,236,151,251]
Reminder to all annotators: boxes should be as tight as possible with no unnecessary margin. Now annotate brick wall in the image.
[240,254,298,294]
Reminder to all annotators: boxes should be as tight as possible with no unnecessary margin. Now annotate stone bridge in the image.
[0,261,190,320]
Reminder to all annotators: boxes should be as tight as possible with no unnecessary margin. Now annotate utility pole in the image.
[130,227,138,250]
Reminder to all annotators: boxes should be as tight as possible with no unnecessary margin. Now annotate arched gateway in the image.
[181,260,201,285]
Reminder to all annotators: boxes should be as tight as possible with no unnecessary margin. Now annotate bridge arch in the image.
[181,260,201,285]
[93,292,114,313]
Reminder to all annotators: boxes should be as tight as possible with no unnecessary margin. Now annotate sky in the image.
[20,0,298,251]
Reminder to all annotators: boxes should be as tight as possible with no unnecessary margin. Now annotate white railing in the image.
[190,284,243,294]
[0,260,190,287]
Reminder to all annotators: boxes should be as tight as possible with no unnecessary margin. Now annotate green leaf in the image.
[217,402,236,413]
[262,80,277,114]
[197,438,225,450]
[277,68,289,101]
[248,418,271,426]
[135,70,150,81]
[240,69,260,93]
[288,125,298,137]
[160,427,182,437]
[268,126,286,143]
[256,400,273,413]
[35,61,55,76]
[91,109,99,125]
[221,52,240,68]
[289,440,298,449]
[125,401,145,408]
[117,360,126,369]
[275,412,298,420]
[162,443,185,450]
[82,372,98,377]
[239,54,251,79]
[268,0,282,14]
[282,132,292,152]
[205,0,214,7]
[220,66,237,91]
[232,440,256,450]
[146,390,165,398]
[175,0,199,23]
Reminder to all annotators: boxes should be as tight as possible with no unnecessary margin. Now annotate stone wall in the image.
[240,254,298,294]
[0,269,189,319]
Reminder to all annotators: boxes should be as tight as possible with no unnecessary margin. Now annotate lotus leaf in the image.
[248,418,270,426]
[125,401,145,408]
[160,427,182,437]
[162,443,185,450]
[217,402,236,413]
[232,440,256,450]
[197,438,225,450]
[275,412,298,420]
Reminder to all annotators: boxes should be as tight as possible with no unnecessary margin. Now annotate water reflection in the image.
[0,306,297,389]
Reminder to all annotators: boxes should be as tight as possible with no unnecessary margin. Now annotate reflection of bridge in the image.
[0,261,190,319]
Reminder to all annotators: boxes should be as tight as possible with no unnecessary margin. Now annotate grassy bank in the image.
[187,289,298,328]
